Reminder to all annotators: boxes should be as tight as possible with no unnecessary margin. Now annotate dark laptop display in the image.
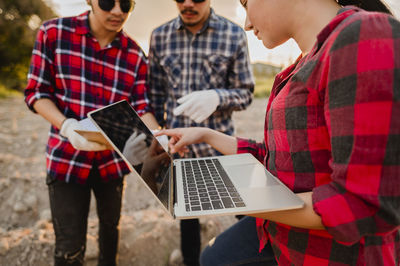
[89,100,172,209]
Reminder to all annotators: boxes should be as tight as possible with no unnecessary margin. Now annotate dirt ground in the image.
[0,96,267,265]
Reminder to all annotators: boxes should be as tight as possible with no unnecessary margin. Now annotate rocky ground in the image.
[0,96,267,265]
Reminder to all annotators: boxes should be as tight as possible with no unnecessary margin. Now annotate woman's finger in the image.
[155,129,180,138]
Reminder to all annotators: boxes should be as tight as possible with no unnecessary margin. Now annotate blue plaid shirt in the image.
[148,9,254,158]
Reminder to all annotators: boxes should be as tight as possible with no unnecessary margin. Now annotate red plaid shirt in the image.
[25,12,151,184]
[237,7,400,265]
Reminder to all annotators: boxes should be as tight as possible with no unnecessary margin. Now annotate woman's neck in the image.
[293,0,341,55]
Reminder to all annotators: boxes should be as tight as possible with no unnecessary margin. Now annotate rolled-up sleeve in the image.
[236,137,267,164]
[24,24,56,112]
[312,15,400,244]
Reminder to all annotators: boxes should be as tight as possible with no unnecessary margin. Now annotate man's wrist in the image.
[59,117,68,130]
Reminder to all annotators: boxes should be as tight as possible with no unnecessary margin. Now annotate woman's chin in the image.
[262,39,275,49]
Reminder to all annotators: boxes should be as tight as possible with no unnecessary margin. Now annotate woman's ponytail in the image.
[337,0,393,15]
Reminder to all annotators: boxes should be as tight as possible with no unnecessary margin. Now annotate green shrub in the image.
[0,84,22,98]
[253,77,274,98]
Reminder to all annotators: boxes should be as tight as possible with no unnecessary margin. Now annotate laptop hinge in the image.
[169,163,176,218]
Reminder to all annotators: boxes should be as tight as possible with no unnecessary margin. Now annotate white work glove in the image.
[151,130,169,152]
[60,118,107,151]
[173,90,220,123]
[122,131,148,165]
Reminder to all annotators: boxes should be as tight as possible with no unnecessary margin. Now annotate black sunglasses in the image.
[98,0,135,13]
[174,0,206,3]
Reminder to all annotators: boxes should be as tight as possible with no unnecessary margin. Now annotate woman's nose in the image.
[244,14,253,31]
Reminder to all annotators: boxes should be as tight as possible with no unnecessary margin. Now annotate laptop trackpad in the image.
[225,164,279,188]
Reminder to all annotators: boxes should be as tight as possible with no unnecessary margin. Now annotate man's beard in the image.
[183,21,200,27]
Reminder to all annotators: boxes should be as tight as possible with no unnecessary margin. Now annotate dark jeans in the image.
[180,215,246,266]
[47,167,124,266]
[181,219,201,266]
[200,216,277,266]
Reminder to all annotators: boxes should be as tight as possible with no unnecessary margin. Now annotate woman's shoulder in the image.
[323,8,399,55]
[336,8,399,39]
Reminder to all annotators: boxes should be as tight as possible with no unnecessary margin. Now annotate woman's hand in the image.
[155,127,209,156]
[155,127,238,156]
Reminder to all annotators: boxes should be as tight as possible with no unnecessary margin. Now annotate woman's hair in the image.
[337,0,393,15]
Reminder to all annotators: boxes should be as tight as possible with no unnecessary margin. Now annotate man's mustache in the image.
[181,9,198,15]
[107,16,123,22]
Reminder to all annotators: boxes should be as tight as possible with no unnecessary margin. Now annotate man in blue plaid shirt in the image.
[148,0,254,265]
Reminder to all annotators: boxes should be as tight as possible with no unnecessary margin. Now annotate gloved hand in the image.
[122,131,148,165]
[173,90,220,123]
[151,129,169,152]
[140,139,171,194]
[60,118,107,151]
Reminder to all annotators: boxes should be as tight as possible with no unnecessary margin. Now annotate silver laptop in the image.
[87,100,304,219]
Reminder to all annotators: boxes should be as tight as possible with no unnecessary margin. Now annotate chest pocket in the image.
[159,54,182,89]
[201,54,230,89]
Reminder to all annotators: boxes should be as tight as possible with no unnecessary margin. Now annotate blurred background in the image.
[0,0,399,98]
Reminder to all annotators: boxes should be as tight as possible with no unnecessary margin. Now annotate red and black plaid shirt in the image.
[237,7,400,265]
[25,12,151,184]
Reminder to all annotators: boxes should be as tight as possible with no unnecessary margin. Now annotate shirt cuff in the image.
[214,88,230,108]
[25,93,54,113]
[312,183,363,245]
[236,137,250,154]
[134,100,153,116]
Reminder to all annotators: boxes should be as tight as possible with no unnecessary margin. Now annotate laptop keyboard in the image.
[182,159,246,212]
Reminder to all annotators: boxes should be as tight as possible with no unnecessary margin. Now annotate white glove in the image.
[122,131,148,165]
[151,130,169,152]
[173,90,220,123]
[60,118,107,151]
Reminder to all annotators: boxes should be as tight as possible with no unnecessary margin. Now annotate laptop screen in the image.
[89,100,172,210]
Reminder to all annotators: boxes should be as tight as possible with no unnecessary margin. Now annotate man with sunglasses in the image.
[24,0,158,265]
[148,0,254,265]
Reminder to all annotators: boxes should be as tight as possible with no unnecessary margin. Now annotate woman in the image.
[157,0,400,265]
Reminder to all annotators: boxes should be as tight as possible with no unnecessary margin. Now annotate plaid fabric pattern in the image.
[24,12,151,184]
[148,9,254,158]
[237,7,400,265]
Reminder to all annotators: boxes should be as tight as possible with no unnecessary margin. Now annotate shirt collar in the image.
[75,11,127,50]
[173,8,220,33]
[313,6,360,53]
[75,11,91,35]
